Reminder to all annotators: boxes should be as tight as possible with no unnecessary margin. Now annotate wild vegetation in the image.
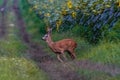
[0,0,120,80]
[27,0,120,43]
[21,0,120,79]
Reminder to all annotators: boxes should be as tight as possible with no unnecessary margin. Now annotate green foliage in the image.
[0,38,27,57]
[0,57,48,80]
[104,20,120,42]
[27,0,120,44]
[0,0,3,5]
[20,0,46,38]
[83,42,120,66]
[78,68,120,80]
[71,20,120,44]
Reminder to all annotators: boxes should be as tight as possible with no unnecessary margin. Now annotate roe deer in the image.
[42,27,77,62]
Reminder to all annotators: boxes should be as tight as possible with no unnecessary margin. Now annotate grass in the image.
[0,57,48,80]
[83,42,120,66]
[77,68,120,80]
[0,24,27,57]
[0,0,3,5]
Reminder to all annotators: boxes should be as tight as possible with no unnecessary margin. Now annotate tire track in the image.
[12,0,30,43]
[0,0,7,38]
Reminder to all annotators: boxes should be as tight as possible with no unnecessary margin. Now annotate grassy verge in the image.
[0,57,48,80]
[77,68,120,80]
[83,42,120,66]
[0,0,3,5]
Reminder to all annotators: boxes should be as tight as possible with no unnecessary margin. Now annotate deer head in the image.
[42,27,53,42]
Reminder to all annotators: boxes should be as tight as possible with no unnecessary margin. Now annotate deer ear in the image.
[46,27,49,32]
[46,26,53,33]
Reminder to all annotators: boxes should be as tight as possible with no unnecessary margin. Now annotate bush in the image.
[26,0,120,44]
[83,42,120,66]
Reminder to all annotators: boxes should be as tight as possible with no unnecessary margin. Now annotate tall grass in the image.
[83,42,120,66]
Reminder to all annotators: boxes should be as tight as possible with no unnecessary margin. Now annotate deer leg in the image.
[71,52,76,59]
[62,53,67,61]
[68,50,76,59]
[63,54,67,60]
[57,54,63,63]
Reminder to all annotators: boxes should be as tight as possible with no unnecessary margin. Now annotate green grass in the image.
[0,0,3,5]
[83,42,120,66]
[0,57,48,80]
[78,68,120,80]
[0,26,27,57]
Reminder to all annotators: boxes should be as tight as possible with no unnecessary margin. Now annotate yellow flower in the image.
[105,5,110,8]
[45,13,50,17]
[72,12,76,18]
[92,10,97,13]
[43,5,47,9]
[29,8,33,12]
[67,0,73,9]
[61,10,67,15]
[56,20,62,31]
[75,6,80,10]
[38,11,41,15]
[33,5,38,9]
[116,0,120,7]
[49,0,53,3]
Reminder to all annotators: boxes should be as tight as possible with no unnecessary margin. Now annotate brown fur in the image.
[42,28,77,62]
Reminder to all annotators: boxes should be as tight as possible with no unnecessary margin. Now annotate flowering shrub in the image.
[26,0,120,43]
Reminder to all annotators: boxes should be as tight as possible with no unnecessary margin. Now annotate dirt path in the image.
[2,0,120,80]
[0,0,7,38]
[76,60,120,76]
